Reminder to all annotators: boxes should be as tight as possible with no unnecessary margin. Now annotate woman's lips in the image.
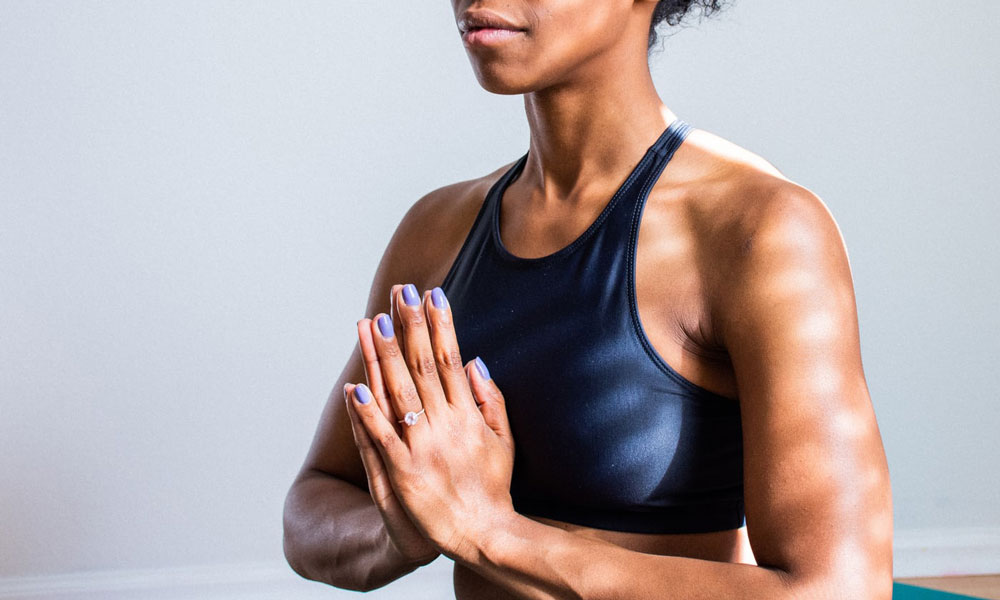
[461,27,525,46]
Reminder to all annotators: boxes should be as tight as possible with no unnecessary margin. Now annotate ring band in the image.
[397,408,425,426]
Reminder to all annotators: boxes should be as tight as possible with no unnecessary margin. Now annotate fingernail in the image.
[354,383,372,405]
[402,283,420,307]
[474,356,491,381]
[377,314,394,339]
[431,286,448,309]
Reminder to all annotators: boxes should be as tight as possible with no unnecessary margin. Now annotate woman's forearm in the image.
[455,512,807,600]
[282,471,429,592]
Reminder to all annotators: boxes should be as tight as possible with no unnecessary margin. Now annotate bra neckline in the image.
[490,119,685,264]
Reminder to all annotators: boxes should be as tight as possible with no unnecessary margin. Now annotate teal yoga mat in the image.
[894,582,987,599]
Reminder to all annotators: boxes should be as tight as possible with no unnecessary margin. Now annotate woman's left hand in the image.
[347,283,517,561]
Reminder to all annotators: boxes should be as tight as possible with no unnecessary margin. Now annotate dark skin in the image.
[282,0,894,597]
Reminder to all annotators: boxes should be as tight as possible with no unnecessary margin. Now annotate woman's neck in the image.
[520,66,676,206]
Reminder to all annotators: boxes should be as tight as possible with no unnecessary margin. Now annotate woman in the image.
[283,1,894,597]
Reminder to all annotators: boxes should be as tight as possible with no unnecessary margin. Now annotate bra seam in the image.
[625,122,737,404]
[440,163,520,291]
[490,153,645,264]
[489,123,680,265]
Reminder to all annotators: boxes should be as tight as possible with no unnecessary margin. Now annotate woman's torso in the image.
[406,123,792,597]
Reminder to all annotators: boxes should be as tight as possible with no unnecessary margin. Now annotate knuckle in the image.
[381,341,401,359]
[409,353,439,379]
[402,306,426,328]
[475,386,502,407]
[436,347,465,372]
[376,431,397,450]
[488,386,504,402]
[435,306,453,327]
[392,384,420,407]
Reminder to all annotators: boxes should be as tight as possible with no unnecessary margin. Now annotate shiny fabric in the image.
[440,119,745,534]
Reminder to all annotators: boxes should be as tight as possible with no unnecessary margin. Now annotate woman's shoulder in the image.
[675,127,852,324]
[383,158,521,289]
[675,127,840,266]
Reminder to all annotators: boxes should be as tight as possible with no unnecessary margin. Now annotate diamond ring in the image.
[397,408,426,427]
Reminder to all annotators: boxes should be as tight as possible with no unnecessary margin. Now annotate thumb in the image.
[467,356,513,444]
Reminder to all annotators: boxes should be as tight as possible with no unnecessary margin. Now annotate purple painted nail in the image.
[402,283,420,306]
[377,314,394,339]
[474,356,491,381]
[354,384,373,405]
[431,286,448,309]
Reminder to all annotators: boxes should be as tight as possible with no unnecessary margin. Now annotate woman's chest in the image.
[441,258,743,516]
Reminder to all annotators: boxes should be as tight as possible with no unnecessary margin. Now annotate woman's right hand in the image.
[343,284,439,566]
[344,382,439,565]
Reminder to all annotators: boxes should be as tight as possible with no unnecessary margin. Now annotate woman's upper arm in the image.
[292,181,482,489]
[714,183,893,596]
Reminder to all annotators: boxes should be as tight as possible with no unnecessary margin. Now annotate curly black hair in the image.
[648,0,731,53]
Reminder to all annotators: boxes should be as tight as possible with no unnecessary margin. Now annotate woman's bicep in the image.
[717,186,893,596]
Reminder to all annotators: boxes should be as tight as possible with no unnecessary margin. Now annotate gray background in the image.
[1,0,997,596]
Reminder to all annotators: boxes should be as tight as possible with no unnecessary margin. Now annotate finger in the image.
[466,356,514,449]
[344,383,395,504]
[424,286,475,407]
[389,283,407,350]
[369,313,433,438]
[393,283,447,416]
[348,381,409,471]
[357,319,401,433]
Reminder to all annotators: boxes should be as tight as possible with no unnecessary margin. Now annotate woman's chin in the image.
[470,67,538,96]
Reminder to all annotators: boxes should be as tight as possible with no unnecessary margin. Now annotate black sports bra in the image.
[439,119,744,534]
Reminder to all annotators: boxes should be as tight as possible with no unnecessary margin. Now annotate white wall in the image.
[1,0,997,596]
